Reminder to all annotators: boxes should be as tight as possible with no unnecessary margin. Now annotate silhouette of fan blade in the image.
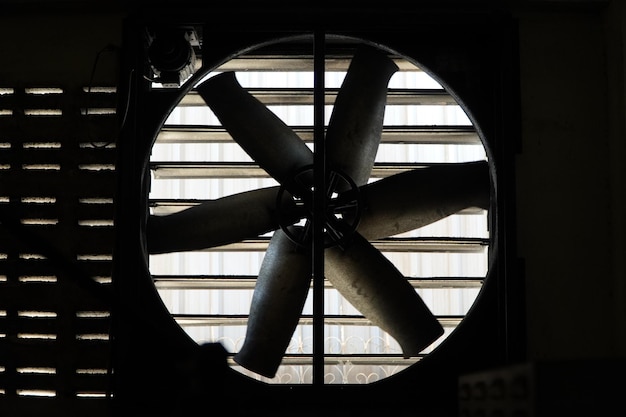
[322,45,442,358]
[146,161,489,254]
[323,162,488,356]
[196,71,314,193]
[326,45,399,188]
[196,70,315,378]
[325,232,444,357]
[233,228,311,378]
[357,160,490,240]
[147,186,300,254]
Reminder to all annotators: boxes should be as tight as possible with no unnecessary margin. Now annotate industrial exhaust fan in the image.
[113,12,519,416]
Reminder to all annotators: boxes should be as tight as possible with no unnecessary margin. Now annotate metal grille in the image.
[0,84,116,415]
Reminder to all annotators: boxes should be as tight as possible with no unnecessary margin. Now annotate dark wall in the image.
[516,1,626,360]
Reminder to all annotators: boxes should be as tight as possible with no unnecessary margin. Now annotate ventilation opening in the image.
[147,35,491,384]
[0,80,117,402]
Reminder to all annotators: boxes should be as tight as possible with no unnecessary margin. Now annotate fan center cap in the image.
[276,165,362,249]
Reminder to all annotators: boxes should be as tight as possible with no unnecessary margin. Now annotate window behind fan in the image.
[146,35,491,384]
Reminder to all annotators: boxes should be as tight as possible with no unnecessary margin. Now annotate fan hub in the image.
[276,165,362,249]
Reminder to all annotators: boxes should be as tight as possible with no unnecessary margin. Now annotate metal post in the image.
[312,29,326,385]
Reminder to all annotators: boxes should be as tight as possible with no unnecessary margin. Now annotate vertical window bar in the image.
[312,29,326,385]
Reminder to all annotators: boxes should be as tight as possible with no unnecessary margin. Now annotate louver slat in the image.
[157,125,480,144]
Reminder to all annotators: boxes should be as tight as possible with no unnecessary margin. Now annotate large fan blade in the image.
[233,228,312,378]
[325,232,444,357]
[196,72,314,193]
[323,162,487,356]
[323,45,442,357]
[326,45,399,188]
[196,69,316,378]
[147,186,301,254]
[356,160,490,240]
[147,161,489,254]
